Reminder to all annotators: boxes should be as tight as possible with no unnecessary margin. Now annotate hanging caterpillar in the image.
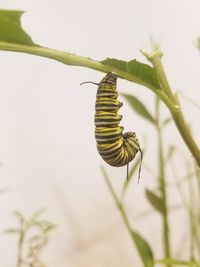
[81,72,142,180]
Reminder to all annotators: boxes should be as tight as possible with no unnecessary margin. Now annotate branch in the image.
[142,50,200,167]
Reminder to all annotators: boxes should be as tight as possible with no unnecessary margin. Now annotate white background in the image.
[0,0,199,266]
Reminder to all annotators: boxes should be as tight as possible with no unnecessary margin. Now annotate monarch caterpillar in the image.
[81,72,142,181]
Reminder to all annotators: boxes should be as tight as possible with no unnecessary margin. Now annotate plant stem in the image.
[0,42,176,112]
[155,97,171,266]
[101,167,154,267]
[101,167,133,235]
[156,258,200,267]
[195,164,200,202]
[171,108,200,167]
[143,51,200,167]
[101,168,139,260]
[195,164,200,237]
[188,163,195,260]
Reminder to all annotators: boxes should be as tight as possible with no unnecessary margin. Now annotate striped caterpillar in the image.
[81,72,142,181]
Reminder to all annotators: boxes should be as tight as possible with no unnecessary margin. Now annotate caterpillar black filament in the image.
[81,72,142,180]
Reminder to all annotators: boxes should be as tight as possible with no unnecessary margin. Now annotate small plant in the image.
[6,209,55,267]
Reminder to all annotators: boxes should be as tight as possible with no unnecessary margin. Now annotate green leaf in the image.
[121,93,156,124]
[101,58,161,89]
[145,189,165,214]
[0,9,35,45]
[131,231,154,267]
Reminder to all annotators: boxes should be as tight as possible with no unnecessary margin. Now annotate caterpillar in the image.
[81,72,142,181]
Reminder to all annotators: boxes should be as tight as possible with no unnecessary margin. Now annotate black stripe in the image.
[95,132,121,140]
[95,103,123,108]
[99,145,123,157]
[95,117,122,122]
[96,138,120,144]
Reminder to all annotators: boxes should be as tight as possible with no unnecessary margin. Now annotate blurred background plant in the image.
[5,209,55,267]
[102,91,200,267]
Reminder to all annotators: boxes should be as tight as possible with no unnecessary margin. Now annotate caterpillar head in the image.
[100,72,117,87]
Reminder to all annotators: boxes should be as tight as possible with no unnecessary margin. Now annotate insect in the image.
[81,72,143,181]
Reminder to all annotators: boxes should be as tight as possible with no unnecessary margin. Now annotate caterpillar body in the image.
[95,72,141,168]
[81,72,142,180]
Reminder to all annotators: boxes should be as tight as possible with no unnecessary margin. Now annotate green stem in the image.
[156,259,200,267]
[0,42,175,112]
[188,164,197,260]
[155,97,171,266]
[195,164,200,202]
[171,108,200,167]
[101,167,154,267]
[143,51,200,167]
[0,42,110,70]
[101,167,133,235]
[195,165,200,237]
